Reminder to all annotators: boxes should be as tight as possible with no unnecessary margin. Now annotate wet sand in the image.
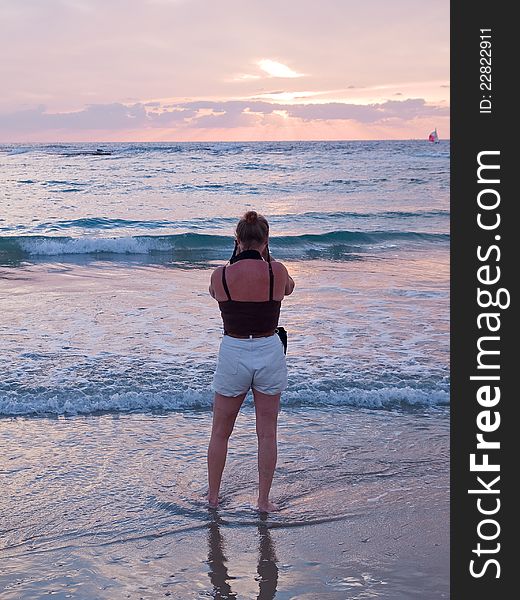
[0,406,449,599]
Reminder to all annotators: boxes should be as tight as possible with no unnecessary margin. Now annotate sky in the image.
[0,0,449,142]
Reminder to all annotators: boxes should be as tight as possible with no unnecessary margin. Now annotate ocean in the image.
[0,141,450,598]
[0,140,449,416]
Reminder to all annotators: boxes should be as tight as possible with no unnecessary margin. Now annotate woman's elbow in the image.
[285,278,295,295]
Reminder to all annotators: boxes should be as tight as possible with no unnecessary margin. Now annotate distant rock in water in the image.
[61,148,112,156]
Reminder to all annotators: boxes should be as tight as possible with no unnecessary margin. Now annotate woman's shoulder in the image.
[211,260,287,277]
[210,264,225,281]
[270,259,289,275]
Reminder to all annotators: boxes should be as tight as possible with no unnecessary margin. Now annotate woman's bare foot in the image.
[257,499,279,513]
[207,494,219,509]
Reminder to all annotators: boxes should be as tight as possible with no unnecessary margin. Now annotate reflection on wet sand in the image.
[207,512,278,599]
[256,514,279,600]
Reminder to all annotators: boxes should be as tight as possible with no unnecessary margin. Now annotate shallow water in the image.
[1,255,448,415]
[0,407,449,599]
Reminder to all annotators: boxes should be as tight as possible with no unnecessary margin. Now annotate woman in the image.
[208,211,295,512]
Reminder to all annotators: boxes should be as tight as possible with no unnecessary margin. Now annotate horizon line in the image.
[1,137,451,144]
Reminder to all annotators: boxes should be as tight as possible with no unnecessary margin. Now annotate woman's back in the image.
[211,258,291,303]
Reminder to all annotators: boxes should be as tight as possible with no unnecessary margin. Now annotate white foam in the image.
[0,386,449,417]
[282,386,449,409]
[18,236,173,256]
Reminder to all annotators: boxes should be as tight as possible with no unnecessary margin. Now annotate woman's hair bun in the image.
[236,210,269,243]
[244,210,258,224]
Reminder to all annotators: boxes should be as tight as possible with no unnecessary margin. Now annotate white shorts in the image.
[212,333,288,397]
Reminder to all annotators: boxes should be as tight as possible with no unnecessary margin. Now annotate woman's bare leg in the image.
[207,391,246,508]
[253,389,281,512]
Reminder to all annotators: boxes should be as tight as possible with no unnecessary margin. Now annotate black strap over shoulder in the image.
[222,266,232,301]
[268,261,274,301]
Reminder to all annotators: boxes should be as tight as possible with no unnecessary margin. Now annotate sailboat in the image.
[428,128,439,143]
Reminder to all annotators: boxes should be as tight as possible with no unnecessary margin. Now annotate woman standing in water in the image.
[207,211,295,512]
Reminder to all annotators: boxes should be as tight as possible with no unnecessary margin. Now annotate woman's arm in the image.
[209,268,219,299]
[285,272,295,296]
[270,258,295,296]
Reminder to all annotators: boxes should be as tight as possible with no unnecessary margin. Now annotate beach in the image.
[1,407,448,599]
[1,140,450,597]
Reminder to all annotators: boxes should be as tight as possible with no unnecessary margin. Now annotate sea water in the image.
[0,141,450,598]
[0,140,449,415]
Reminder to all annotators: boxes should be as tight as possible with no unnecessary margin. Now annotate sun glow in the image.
[257,59,304,79]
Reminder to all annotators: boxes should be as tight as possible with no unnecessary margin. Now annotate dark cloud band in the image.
[0,98,448,133]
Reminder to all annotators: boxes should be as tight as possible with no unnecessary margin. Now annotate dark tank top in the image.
[218,250,281,336]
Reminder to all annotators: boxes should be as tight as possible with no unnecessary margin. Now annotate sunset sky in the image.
[0,0,449,142]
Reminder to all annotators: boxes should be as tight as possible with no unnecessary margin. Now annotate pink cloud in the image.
[0,98,448,137]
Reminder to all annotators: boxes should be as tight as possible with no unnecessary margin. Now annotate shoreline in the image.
[1,406,449,598]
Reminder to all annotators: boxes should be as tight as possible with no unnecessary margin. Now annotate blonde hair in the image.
[235,210,269,246]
